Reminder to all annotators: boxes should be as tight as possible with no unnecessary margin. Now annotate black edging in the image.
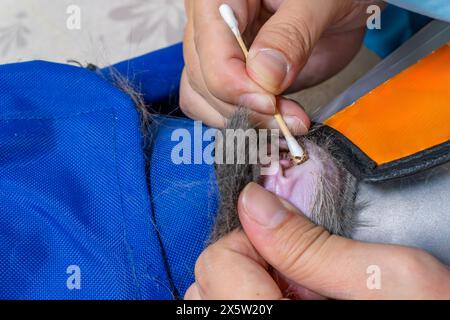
[309,124,450,183]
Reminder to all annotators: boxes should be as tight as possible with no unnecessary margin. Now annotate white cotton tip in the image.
[219,4,240,36]
[286,136,305,159]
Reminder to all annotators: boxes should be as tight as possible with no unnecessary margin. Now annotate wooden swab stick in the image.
[219,4,308,165]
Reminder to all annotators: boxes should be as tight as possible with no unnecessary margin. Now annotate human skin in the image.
[180,0,382,133]
[185,183,450,300]
[182,0,450,300]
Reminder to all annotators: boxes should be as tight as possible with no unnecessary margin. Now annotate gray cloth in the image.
[317,21,450,265]
[353,162,450,266]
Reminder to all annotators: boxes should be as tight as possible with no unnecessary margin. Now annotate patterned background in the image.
[0,0,186,66]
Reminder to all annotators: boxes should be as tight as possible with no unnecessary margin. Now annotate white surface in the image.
[0,0,186,66]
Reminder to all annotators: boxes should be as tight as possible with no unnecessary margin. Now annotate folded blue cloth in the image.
[0,44,217,299]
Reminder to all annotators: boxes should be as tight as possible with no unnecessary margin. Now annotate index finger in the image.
[193,230,283,300]
[193,0,277,113]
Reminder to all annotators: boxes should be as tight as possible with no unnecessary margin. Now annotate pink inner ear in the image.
[262,142,339,218]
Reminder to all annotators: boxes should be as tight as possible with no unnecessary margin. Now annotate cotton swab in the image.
[219,4,249,59]
[219,4,308,165]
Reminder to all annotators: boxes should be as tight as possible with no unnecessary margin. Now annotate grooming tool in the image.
[219,4,308,165]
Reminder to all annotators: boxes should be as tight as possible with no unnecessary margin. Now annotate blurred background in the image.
[0,0,186,66]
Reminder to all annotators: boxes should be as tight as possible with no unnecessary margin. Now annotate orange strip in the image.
[325,44,450,165]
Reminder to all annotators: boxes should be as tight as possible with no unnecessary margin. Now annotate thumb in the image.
[238,183,450,299]
[247,0,340,94]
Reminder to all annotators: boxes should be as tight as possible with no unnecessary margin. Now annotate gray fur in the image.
[211,110,262,242]
[211,109,358,242]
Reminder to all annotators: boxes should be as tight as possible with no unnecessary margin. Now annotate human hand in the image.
[180,0,379,132]
[185,183,450,300]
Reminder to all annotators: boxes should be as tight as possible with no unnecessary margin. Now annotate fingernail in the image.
[241,183,288,228]
[239,93,276,114]
[248,49,290,92]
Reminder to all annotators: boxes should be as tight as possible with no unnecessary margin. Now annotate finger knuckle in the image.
[276,222,330,276]
[179,75,201,119]
[205,72,235,101]
[179,90,193,116]
[184,284,197,300]
[193,31,204,51]
[184,62,197,82]
[184,62,203,92]
[265,17,312,62]
[194,249,212,286]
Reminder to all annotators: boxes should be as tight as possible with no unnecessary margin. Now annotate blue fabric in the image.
[364,4,431,58]
[148,116,218,295]
[0,44,216,299]
[384,0,450,22]
[102,44,185,116]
